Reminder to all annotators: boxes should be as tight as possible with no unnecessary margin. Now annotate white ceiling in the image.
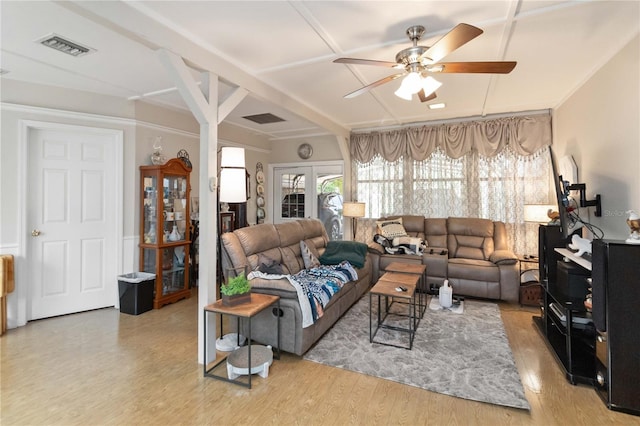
[2,1,639,141]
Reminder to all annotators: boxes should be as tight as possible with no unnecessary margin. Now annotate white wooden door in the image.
[29,126,118,319]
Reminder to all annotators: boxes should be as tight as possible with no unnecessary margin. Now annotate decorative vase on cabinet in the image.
[140,158,192,309]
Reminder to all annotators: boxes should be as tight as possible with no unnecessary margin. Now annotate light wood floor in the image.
[2,289,638,426]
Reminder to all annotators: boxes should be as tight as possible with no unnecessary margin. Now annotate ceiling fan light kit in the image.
[394,73,442,101]
[335,23,517,103]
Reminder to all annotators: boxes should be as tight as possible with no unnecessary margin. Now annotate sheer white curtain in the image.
[351,113,555,255]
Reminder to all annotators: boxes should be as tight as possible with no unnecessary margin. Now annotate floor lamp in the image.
[343,202,366,240]
[217,147,248,351]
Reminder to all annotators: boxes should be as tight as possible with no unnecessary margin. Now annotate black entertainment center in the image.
[533,148,639,416]
[534,225,596,386]
[535,231,640,416]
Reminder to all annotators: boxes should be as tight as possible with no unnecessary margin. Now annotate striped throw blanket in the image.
[248,261,359,328]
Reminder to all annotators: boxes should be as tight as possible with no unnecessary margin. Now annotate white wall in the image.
[268,135,343,164]
[553,34,640,240]
[0,79,273,328]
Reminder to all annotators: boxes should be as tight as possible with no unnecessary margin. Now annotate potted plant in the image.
[221,272,251,306]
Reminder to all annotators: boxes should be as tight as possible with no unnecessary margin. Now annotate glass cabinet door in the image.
[142,176,158,243]
[162,174,189,243]
[142,246,188,297]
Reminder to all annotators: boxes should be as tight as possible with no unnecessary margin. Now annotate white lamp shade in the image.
[421,76,442,96]
[343,202,366,218]
[405,72,422,94]
[220,147,245,168]
[219,168,247,203]
[394,86,413,100]
[524,204,557,223]
[219,146,246,203]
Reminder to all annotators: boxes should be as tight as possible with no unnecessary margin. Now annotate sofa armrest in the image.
[247,274,299,300]
[489,250,518,265]
[368,241,385,255]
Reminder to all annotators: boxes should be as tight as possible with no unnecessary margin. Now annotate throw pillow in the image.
[376,218,408,239]
[256,253,285,275]
[300,240,320,269]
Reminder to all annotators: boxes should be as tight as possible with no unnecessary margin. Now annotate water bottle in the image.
[439,279,453,308]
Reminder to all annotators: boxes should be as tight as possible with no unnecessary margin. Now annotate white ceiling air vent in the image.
[36,33,95,57]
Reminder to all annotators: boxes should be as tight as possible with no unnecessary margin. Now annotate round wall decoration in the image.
[177,149,192,168]
[297,143,313,160]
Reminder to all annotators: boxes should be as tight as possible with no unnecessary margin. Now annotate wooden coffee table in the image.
[382,263,427,317]
[369,272,420,350]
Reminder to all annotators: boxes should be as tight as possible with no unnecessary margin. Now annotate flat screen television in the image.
[549,148,574,241]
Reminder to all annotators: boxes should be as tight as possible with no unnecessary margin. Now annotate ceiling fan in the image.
[334,23,517,102]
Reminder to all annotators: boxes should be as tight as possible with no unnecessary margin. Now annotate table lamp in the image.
[524,204,557,259]
[524,204,557,225]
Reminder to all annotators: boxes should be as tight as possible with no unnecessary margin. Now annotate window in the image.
[354,147,554,254]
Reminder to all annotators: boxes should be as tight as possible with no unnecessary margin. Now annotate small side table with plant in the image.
[203,292,281,389]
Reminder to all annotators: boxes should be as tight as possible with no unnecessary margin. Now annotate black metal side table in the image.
[518,255,541,306]
[203,293,280,389]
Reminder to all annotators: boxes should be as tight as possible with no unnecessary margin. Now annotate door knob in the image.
[31,229,41,237]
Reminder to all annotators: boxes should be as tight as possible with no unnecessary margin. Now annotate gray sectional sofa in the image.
[369,216,519,303]
[220,218,373,355]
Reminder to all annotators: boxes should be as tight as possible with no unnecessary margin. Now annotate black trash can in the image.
[118,272,155,315]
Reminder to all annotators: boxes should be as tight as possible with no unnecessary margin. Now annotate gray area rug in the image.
[304,295,530,410]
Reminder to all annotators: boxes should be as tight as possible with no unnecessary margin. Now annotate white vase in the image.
[168,225,181,241]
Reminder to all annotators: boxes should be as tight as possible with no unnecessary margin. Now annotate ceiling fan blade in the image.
[334,58,399,68]
[430,61,517,74]
[420,23,483,63]
[418,90,437,103]
[344,73,405,98]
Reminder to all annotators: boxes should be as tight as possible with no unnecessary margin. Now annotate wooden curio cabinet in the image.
[139,158,192,309]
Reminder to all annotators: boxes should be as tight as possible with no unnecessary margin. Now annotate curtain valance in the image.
[350,113,552,162]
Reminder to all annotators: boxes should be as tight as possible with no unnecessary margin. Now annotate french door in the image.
[273,164,344,240]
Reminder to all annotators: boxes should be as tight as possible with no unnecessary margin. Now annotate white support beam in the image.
[157,48,220,364]
[198,118,219,366]
[156,49,213,125]
[218,87,248,124]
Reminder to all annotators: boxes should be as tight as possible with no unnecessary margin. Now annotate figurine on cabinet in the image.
[626,210,640,244]
[150,137,166,165]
